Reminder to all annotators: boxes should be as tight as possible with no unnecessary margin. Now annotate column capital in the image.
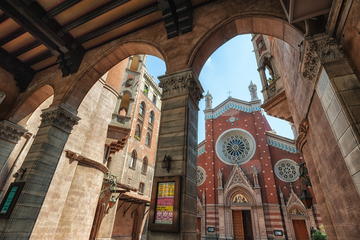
[158,69,204,103]
[300,33,344,81]
[0,120,27,143]
[40,104,80,133]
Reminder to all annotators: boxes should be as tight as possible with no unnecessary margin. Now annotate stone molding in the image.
[40,104,80,133]
[0,120,27,143]
[158,69,203,103]
[65,150,108,174]
[300,33,344,81]
[295,118,309,152]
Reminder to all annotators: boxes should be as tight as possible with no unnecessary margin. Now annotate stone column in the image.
[0,120,27,172]
[0,104,79,239]
[302,33,360,194]
[148,69,203,240]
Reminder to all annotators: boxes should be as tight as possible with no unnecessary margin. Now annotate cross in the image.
[227,90,231,97]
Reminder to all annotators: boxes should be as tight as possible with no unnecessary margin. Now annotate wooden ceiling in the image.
[0,0,332,91]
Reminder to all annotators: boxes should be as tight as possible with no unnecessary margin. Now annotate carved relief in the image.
[295,118,309,152]
[300,34,344,81]
[40,104,80,133]
[159,70,203,103]
[0,120,27,143]
[232,193,248,203]
[300,40,321,81]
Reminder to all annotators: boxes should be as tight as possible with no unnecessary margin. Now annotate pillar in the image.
[148,69,203,240]
[0,120,27,173]
[0,104,79,239]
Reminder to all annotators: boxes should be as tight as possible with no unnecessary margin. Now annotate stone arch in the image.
[189,16,304,75]
[60,41,167,111]
[9,84,54,123]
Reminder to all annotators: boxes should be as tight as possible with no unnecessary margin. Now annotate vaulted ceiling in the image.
[0,0,331,91]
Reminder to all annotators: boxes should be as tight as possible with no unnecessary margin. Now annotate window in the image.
[134,124,141,140]
[152,94,157,104]
[142,157,148,174]
[149,111,155,125]
[138,182,145,194]
[145,132,151,147]
[129,150,137,169]
[139,101,146,117]
[143,85,149,96]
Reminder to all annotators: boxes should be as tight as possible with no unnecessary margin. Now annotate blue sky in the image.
[145,34,293,142]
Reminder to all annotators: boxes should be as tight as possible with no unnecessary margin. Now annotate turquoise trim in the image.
[205,102,261,120]
[267,137,298,153]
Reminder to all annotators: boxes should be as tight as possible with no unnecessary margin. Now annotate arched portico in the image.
[0,0,359,239]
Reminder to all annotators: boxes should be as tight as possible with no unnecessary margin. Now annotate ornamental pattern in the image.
[222,135,250,162]
[196,166,206,186]
[216,129,256,165]
[205,101,261,120]
[274,159,300,183]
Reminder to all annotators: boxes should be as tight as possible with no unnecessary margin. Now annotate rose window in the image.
[215,128,256,165]
[274,159,300,182]
[196,166,206,186]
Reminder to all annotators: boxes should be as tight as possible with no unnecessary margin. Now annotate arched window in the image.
[129,150,137,169]
[139,101,146,117]
[145,132,151,146]
[149,111,155,125]
[134,124,141,140]
[142,157,148,174]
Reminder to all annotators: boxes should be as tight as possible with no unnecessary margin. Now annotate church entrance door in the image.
[292,219,309,240]
[232,210,253,240]
[196,217,201,240]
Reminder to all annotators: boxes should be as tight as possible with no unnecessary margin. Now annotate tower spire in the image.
[205,91,213,110]
[248,81,259,101]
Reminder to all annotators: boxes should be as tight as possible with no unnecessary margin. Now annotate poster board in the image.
[0,182,25,218]
[149,176,181,232]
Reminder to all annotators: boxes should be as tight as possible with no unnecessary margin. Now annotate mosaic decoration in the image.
[196,166,206,186]
[274,159,300,182]
[216,129,256,165]
[232,193,248,203]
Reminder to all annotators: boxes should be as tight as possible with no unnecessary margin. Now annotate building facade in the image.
[196,88,321,240]
[94,55,162,240]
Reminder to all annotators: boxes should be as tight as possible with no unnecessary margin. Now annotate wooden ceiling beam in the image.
[63,0,130,31]
[12,40,41,56]
[77,3,159,43]
[0,13,8,23]
[0,0,84,76]
[159,0,193,39]
[48,0,81,17]
[24,50,52,66]
[0,48,34,91]
[0,28,26,46]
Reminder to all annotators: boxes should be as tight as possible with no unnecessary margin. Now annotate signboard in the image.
[0,182,25,218]
[274,230,284,236]
[155,182,175,224]
[207,227,216,232]
[149,176,181,232]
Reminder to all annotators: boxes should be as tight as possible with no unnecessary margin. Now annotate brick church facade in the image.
[196,87,321,240]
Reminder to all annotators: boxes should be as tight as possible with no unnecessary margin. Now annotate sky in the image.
[145,34,294,143]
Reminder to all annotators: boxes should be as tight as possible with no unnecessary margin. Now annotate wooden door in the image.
[232,210,245,240]
[292,220,309,240]
[242,210,253,240]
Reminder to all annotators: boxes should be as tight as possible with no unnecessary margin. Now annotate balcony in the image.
[106,113,132,154]
[261,78,292,122]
